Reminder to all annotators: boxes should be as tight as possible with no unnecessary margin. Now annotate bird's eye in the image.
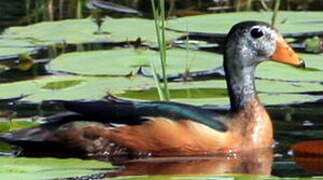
[250,28,264,39]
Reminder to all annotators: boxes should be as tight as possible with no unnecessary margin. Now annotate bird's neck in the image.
[224,50,258,113]
[224,50,273,148]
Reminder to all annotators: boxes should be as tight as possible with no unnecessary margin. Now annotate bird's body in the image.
[0,21,304,157]
[103,97,271,155]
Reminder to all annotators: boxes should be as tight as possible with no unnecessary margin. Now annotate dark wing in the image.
[0,113,94,157]
[0,96,227,156]
[43,95,228,132]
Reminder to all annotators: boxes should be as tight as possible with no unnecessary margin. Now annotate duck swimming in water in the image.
[0,21,304,156]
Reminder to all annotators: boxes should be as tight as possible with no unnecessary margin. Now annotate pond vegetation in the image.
[0,0,323,179]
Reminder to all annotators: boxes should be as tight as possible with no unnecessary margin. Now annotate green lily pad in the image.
[0,156,112,180]
[119,88,228,101]
[1,66,321,105]
[0,119,39,153]
[165,79,323,94]
[49,48,223,75]
[0,39,35,56]
[41,80,86,90]
[0,120,39,133]
[3,18,183,45]
[0,141,11,153]
[257,53,323,81]
[49,47,323,80]
[118,79,322,106]
[0,75,154,102]
[168,11,323,34]
[305,36,322,53]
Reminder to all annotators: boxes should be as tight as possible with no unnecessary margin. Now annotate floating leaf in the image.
[305,37,323,53]
[118,79,322,106]
[120,88,228,101]
[0,157,112,180]
[41,80,85,90]
[0,121,39,134]
[0,75,154,102]
[0,69,322,106]
[257,53,323,81]
[168,11,323,34]
[49,48,223,75]
[0,39,35,57]
[3,18,183,45]
[0,142,11,153]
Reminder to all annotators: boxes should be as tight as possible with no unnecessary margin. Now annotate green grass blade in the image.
[150,0,170,101]
[151,61,166,101]
[271,0,281,26]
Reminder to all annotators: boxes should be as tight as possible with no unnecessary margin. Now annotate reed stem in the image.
[259,0,269,10]
[150,0,170,101]
[271,0,281,26]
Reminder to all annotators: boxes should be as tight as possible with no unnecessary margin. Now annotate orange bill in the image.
[270,36,305,68]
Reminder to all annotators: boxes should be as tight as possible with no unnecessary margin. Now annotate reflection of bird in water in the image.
[0,21,304,157]
[87,0,141,34]
[106,149,273,177]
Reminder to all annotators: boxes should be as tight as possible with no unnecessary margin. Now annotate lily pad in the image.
[0,121,39,133]
[257,53,323,81]
[305,36,323,53]
[41,80,86,90]
[168,11,323,34]
[0,39,35,56]
[0,142,11,153]
[49,48,223,75]
[0,157,112,180]
[118,79,322,106]
[120,88,228,101]
[175,93,319,107]
[49,47,323,80]
[1,67,321,106]
[165,79,323,94]
[0,75,154,102]
[3,18,183,45]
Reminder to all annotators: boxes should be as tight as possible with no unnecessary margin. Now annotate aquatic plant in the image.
[150,0,170,101]
[271,0,281,26]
